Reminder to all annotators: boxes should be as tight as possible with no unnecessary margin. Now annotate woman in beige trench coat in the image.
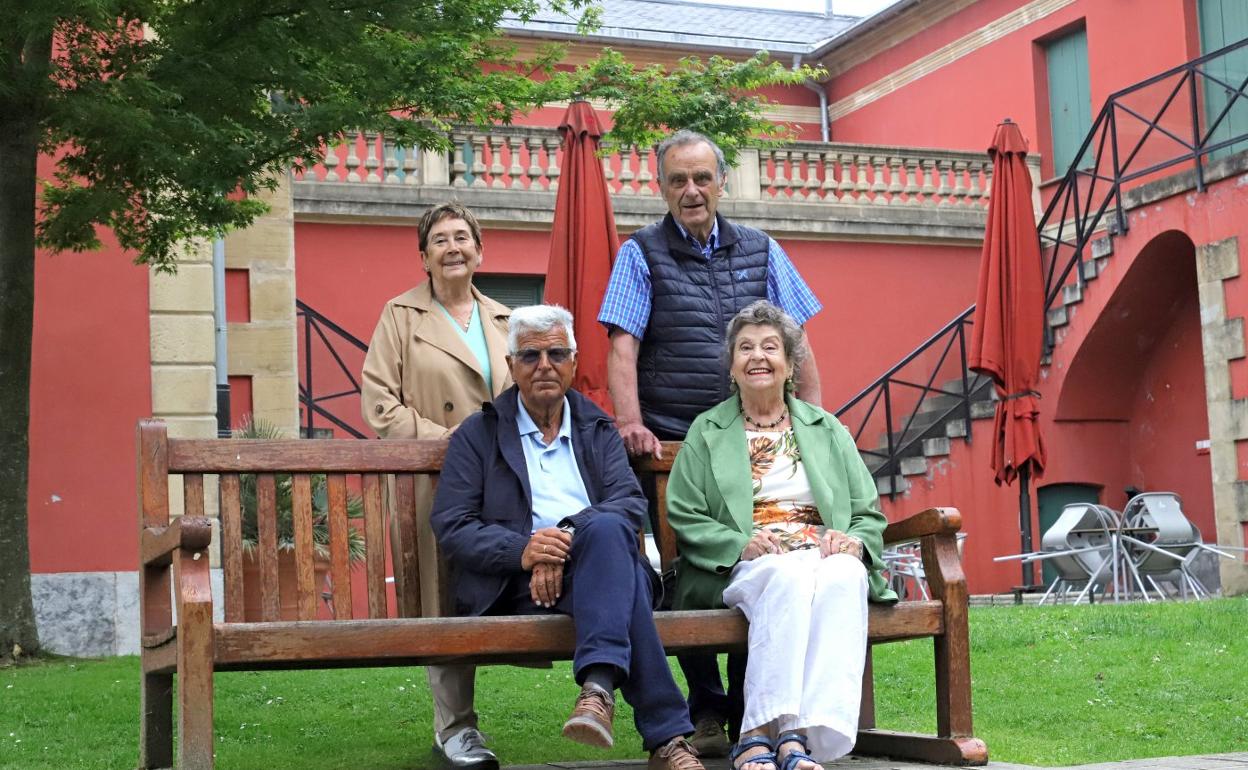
[361,202,512,770]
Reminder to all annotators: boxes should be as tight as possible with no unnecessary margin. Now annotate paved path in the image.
[508,753,1248,770]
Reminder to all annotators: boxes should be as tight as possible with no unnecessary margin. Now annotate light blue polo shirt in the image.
[516,396,591,532]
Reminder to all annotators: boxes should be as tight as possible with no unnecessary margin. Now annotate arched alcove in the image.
[1055,229,1213,533]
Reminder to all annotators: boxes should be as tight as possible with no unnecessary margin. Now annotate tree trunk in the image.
[0,33,49,660]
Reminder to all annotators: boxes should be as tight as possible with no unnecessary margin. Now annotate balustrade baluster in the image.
[364,133,381,183]
[921,158,937,201]
[966,161,984,207]
[451,133,468,187]
[839,153,857,201]
[903,158,921,205]
[471,135,488,188]
[981,164,993,206]
[887,157,904,205]
[758,150,773,198]
[637,147,654,195]
[952,160,968,205]
[383,138,400,184]
[871,156,889,204]
[488,135,505,189]
[526,136,545,189]
[804,152,822,200]
[619,147,636,195]
[936,159,953,206]
[507,137,525,190]
[402,145,419,186]
[822,151,838,202]
[322,142,341,182]
[788,150,806,200]
[855,154,871,202]
[345,132,362,182]
[772,151,790,198]
[545,137,561,191]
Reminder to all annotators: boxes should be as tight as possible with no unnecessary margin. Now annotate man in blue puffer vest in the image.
[598,129,825,757]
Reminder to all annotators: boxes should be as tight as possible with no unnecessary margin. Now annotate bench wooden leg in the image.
[857,646,875,730]
[139,671,173,768]
[855,730,988,765]
[175,553,216,770]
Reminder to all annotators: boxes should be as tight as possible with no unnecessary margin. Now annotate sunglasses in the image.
[513,347,575,365]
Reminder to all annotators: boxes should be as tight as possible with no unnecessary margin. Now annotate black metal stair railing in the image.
[836,35,1248,494]
[297,299,369,439]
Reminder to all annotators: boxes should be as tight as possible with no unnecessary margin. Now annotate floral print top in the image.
[747,428,824,550]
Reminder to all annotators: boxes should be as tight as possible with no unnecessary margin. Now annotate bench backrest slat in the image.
[220,474,245,623]
[256,473,281,621]
[362,473,389,619]
[325,474,353,619]
[291,474,318,621]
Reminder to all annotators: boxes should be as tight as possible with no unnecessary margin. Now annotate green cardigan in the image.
[666,394,899,610]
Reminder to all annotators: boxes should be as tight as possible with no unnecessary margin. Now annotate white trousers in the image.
[723,548,869,762]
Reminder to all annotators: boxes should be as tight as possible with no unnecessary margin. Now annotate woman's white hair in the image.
[507,304,578,353]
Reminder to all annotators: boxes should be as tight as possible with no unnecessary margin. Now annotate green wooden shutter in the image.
[1199,0,1248,160]
[1046,28,1093,177]
[472,276,545,309]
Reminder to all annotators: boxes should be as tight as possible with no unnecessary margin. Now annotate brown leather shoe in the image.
[689,717,731,758]
[648,736,705,770]
[562,682,615,748]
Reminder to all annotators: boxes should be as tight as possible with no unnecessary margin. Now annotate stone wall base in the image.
[32,570,223,657]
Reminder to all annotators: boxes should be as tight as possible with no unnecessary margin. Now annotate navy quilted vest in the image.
[633,214,770,439]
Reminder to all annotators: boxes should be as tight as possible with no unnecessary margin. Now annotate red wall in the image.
[828,0,1198,177]
[294,222,982,418]
[27,222,152,573]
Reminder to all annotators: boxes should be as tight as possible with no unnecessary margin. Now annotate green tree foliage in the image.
[568,49,825,164]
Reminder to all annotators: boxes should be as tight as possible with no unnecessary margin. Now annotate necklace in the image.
[437,299,473,331]
[741,405,788,430]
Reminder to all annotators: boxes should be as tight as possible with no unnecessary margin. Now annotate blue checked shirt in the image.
[597,218,822,339]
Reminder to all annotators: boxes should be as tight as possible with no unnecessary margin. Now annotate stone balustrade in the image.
[296,125,1037,207]
[293,124,1038,244]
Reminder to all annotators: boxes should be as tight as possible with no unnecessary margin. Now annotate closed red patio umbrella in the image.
[544,100,619,412]
[969,119,1048,587]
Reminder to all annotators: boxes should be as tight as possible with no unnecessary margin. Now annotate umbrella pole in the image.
[1019,463,1036,588]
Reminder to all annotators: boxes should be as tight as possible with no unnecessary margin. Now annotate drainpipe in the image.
[213,237,231,437]
[793,54,830,143]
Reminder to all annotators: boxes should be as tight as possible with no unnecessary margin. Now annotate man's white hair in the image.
[507,304,578,353]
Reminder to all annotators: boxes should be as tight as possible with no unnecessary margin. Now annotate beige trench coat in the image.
[361,280,512,616]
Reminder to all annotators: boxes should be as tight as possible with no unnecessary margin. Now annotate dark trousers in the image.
[677,652,746,739]
[491,514,693,752]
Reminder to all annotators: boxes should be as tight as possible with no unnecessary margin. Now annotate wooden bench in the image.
[137,419,988,769]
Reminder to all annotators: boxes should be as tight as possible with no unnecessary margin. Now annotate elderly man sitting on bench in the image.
[431,304,704,770]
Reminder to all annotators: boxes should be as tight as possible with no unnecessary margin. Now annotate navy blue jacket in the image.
[430,386,648,617]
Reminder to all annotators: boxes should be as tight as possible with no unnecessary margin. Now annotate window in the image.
[1045,27,1093,177]
[472,275,545,309]
[1198,0,1248,159]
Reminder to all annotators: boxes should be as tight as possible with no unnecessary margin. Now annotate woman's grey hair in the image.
[656,130,729,184]
[724,300,807,389]
[508,304,578,353]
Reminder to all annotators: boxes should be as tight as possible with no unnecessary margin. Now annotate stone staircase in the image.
[867,233,1116,497]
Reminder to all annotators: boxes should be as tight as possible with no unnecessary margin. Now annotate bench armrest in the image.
[141,516,214,567]
[883,507,962,546]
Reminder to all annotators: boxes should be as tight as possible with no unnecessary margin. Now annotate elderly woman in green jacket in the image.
[665,301,897,770]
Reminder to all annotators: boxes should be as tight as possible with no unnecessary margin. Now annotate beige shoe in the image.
[562,682,615,748]
[648,736,705,770]
[689,717,730,758]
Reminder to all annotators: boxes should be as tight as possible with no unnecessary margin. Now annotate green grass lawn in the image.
[2,598,1246,769]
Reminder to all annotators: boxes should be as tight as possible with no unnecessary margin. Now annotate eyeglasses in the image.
[513,347,575,366]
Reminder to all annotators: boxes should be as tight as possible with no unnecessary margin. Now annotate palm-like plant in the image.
[234,418,366,563]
